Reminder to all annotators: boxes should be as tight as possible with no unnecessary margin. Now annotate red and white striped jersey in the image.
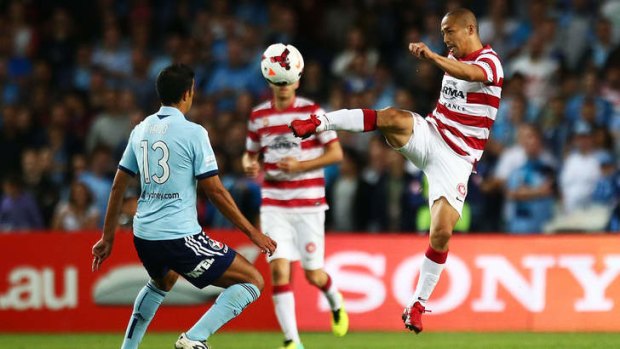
[246,97,338,212]
[427,45,504,164]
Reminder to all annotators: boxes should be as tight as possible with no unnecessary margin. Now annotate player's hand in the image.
[409,42,435,61]
[250,232,277,256]
[92,238,113,272]
[242,155,260,178]
[277,157,304,174]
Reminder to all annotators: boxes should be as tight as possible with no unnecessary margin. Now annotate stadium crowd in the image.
[1,0,620,234]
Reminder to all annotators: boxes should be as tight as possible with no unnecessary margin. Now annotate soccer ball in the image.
[261,43,304,85]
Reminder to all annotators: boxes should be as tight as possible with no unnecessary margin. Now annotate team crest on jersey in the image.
[208,239,225,252]
[442,80,465,100]
[305,242,317,253]
[262,118,269,127]
[457,183,467,198]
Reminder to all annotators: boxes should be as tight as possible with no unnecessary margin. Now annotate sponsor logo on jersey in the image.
[269,135,299,155]
[442,80,465,100]
[186,258,215,278]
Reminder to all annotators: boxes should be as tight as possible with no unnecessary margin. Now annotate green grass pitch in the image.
[1,332,619,349]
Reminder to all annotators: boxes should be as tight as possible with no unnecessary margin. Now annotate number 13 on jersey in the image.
[140,140,170,184]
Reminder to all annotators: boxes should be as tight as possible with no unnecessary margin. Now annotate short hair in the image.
[156,64,195,105]
[445,8,479,34]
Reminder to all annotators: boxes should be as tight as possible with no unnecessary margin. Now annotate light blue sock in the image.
[186,283,260,341]
[121,281,167,349]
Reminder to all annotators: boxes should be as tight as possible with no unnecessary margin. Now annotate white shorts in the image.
[391,113,473,216]
[260,211,325,270]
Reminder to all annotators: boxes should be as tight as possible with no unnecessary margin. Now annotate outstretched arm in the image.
[409,42,487,82]
[92,169,132,271]
[199,175,277,255]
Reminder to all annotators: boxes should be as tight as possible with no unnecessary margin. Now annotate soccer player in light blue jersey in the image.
[92,64,277,349]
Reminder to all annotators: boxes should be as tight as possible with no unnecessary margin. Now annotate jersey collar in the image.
[157,106,185,119]
[457,44,490,61]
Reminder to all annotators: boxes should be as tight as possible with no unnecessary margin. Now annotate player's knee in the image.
[377,107,409,130]
[151,273,177,292]
[430,226,453,250]
[248,268,264,292]
[303,269,323,287]
[270,267,289,285]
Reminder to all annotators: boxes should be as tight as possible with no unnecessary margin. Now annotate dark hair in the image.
[69,181,93,207]
[156,64,195,105]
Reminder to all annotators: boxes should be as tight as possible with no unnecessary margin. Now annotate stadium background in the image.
[1,0,620,346]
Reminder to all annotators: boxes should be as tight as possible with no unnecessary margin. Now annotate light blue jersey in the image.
[118,106,218,240]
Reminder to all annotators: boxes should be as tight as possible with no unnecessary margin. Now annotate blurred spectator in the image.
[603,154,620,230]
[478,0,518,59]
[51,181,99,231]
[592,152,620,207]
[538,95,571,159]
[86,89,132,154]
[72,44,94,91]
[21,148,59,227]
[78,146,113,227]
[125,49,156,111]
[565,71,613,128]
[509,32,559,108]
[205,39,263,112]
[394,27,423,90]
[147,33,182,81]
[8,0,36,59]
[329,147,363,232]
[384,150,413,232]
[39,8,75,89]
[581,18,617,70]
[602,65,620,156]
[504,126,556,234]
[42,102,81,184]
[91,24,132,81]
[331,27,379,79]
[601,0,620,41]
[421,13,445,55]
[298,60,329,104]
[357,137,389,232]
[491,93,529,149]
[559,122,601,214]
[0,105,27,174]
[482,124,557,230]
[557,0,596,72]
[0,174,44,231]
[371,63,397,109]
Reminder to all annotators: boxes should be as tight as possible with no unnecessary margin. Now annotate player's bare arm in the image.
[199,175,277,256]
[277,140,343,174]
[408,42,486,82]
[91,169,132,271]
[241,152,260,178]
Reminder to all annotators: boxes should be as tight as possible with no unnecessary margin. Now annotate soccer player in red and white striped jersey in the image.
[243,44,347,349]
[291,9,503,334]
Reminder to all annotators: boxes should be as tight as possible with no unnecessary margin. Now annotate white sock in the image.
[273,286,300,343]
[317,109,373,132]
[409,256,446,307]
[321,274,342,310]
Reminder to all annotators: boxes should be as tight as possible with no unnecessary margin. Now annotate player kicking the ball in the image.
[243,44,348,349]
[92,64,276,349]
[291,8,503,333]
